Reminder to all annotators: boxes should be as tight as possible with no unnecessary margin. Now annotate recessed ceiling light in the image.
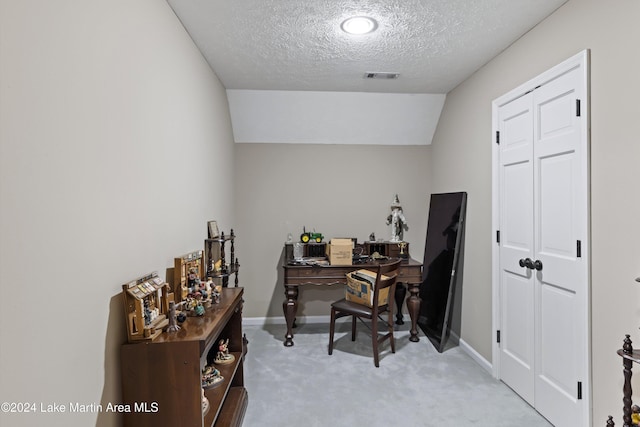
[340,16,378,35]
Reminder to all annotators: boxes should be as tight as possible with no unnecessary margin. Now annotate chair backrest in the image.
[372,259,401,312]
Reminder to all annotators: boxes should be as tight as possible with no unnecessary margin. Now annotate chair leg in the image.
[329,307,336,355]
[351,315,356,341]
[372,317,379,367]
[388,310,395,353]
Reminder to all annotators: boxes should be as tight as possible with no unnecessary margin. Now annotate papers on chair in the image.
[352,271,376,287]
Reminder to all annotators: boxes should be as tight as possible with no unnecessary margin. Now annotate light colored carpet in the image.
[241,322,553,427]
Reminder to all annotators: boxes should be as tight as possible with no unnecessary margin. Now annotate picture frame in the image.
[208,221,219,239]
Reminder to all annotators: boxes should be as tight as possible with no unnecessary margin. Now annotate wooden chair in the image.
[328,259,402,367]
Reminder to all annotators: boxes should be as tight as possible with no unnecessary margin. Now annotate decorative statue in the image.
[214,338,235,365]
[201,365,223,388]
[188,267,209,300]
[166,301,181,332]
[211,284,221,304]
[386,194,408,242]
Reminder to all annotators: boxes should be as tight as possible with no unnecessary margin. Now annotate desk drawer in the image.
[286,268,327,278]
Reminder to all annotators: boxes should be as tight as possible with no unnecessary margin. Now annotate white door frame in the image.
[491,49,591,425]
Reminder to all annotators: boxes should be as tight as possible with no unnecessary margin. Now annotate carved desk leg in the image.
[283,285,298,347]
[623,334,633,427]
[407,282,421,342]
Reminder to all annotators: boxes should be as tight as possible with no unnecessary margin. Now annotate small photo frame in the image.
[208,221,219,239]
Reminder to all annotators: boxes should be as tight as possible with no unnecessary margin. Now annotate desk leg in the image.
[394,283,407,325]
[407,283,421,342]
[283,285,298,347]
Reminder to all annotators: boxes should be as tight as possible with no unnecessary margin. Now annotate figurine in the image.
[211,284,221,304]
[201,365,223,389]
[188,267,208,301]
[386,194,408,242]
[202,388,210,415]
[143,300,151,326]
[177,311,187,323]
[214,338,235,365]
[632,404,640,426]
[166,301,181,332]
[184,296,205,316]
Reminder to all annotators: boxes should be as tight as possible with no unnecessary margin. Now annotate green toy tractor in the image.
[300,227,324,243]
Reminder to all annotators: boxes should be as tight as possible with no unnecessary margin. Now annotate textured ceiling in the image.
[167,0,567,94]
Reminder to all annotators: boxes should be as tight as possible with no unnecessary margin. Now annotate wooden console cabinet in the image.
[121,287,247,427]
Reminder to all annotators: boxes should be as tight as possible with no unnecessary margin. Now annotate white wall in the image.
[234,143,432,319]
[430,0,640,424]
[227,90,445,145]
[0,1,235,426]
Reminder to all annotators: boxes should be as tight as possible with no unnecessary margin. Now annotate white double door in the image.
[494,51,590,427]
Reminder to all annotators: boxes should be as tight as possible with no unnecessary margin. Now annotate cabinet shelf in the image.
[121,287,247,427]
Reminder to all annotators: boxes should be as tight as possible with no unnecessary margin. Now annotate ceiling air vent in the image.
[364,72,400,80]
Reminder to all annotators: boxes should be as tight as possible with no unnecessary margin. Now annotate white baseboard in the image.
[459,337,493,374]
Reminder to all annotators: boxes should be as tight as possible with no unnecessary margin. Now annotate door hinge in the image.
[497,330,501,344]
[577,381,583,399]
[496,131,500,145]
[576,99,581,117]
[496,230,500,244]
[577,240,582,258]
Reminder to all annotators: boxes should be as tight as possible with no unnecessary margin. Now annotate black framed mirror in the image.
[418,192,467,352]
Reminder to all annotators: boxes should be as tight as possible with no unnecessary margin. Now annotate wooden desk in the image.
[282,258,423,346]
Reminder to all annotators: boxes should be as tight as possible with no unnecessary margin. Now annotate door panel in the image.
[538,282,577,393]
[536,282,579,427]
[501,270,534,402]
[498,95,534,404]
[533,66,586,427]
[539,153,576,257]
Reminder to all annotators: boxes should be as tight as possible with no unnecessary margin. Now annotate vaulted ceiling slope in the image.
[167,0,568,94]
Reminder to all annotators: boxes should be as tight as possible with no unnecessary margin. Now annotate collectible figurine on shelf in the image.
[201,365,223,389]
[386,194,408,242]
[188,267,209,301]
[184,296,205,316]
[211,284,221,304]
[214,338,235,365]
[166,301,181,332]
[143,298,159,326]
[201,388,210,416]
[143,300,151,326]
